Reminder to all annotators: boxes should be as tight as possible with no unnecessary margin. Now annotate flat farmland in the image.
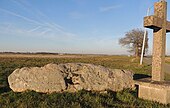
[0,53,170,107]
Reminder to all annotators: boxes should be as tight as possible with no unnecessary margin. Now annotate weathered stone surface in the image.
[135,78,170,104]
[8,63,134,93]
[136,1,170,104]
[143,1,170,81]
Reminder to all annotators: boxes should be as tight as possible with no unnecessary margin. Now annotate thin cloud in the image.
[11,0,64,30]
[0,24,76,40]
[0,7,77,39]
[1,0,75,38]
[39,29,51,35]
[45,22,63,32]
[0,8,42,25]
[28,26,41,32]
[100,5,122,12]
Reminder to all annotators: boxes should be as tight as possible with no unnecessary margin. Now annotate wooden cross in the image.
[144,1,170,81]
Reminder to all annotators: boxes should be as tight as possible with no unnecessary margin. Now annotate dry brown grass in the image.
[0,53,95,58]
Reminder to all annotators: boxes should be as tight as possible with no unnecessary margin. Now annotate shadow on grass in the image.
[0,86,11,94]
[133,74,151,80]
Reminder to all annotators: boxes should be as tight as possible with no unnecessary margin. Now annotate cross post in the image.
[136,1,170,104]
[144,1,170,81]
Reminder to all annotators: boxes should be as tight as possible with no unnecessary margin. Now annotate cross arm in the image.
[144,15,170,32]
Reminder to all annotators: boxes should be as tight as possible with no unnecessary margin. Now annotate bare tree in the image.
[119,28,148,57]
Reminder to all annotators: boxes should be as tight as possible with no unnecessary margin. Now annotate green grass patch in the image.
[0,55,169,107]
[0,89,169,108]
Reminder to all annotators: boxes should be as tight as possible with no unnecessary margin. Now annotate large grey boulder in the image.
[8,63,134,93]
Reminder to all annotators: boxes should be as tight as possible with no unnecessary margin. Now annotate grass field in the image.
[0,54,170,107]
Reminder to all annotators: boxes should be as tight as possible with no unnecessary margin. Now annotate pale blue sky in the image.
[0,0,170,55]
